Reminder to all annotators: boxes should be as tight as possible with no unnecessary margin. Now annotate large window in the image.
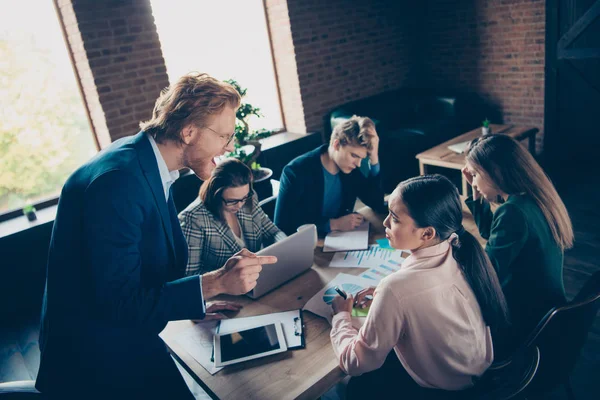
[151,0,283,132]
[0,0,97,215]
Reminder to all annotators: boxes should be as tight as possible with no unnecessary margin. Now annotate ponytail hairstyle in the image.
[467,134,573,250]
[397,174,509,334]
[199,158,253,219]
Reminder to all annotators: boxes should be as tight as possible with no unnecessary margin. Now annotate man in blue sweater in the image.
[275,116,386,236]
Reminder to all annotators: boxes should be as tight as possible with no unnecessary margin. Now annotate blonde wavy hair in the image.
[140,72,241,144]
[330,115,375,150]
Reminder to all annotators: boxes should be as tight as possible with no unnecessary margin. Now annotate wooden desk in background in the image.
[160,203,485,400]
[416,124,539,195]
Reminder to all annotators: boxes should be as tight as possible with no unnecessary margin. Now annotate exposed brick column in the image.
[265,0,307,134]
[56,0,169,146]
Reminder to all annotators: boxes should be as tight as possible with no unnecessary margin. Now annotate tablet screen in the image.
[219,323,281,363]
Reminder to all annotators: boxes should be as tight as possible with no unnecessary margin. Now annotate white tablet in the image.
[213,322,287,367]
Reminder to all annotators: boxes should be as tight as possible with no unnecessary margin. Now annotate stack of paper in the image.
[447,140,471,154]
[323,220,369,252]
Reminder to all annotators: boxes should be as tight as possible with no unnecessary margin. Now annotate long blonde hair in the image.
[467,135,573,250]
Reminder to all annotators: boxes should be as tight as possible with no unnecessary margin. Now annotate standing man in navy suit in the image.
[35,73,276,398]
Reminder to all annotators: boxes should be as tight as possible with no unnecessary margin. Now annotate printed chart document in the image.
[359,259,404,283]
[329,244,405,268]
[323,220,369,252]
[172,320,223,375]
[303,273,375,325]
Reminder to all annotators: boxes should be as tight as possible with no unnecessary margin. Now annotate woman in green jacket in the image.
[462,134,574,347]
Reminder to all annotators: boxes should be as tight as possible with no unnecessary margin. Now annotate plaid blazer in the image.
[178,192,286,276]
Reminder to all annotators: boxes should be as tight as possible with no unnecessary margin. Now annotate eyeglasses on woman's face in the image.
[222,192,252,207]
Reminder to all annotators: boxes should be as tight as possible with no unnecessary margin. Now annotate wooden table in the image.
[160,201,487,399]
[415,124,539,195]
[160,206,394,400]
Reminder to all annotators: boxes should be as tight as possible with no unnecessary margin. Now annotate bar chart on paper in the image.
[329,245,405,268]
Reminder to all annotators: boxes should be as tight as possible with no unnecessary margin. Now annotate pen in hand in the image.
[334,286,347,300]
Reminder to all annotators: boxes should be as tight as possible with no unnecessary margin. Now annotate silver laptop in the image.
[247,224,317,299]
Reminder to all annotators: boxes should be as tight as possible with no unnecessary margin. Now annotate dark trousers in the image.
[347,352,463,400]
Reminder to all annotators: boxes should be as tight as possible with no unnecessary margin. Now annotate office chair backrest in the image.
[171,171,202,214]
[466,345,540,400]
[258,195,277,221]
[524,270,600,389]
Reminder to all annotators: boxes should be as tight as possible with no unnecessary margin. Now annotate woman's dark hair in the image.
[397,174,509,334]
[199,158,253,219]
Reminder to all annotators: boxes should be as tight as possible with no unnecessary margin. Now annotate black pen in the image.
[334,286,347,300]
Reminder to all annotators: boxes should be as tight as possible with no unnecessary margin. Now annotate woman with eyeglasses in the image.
[179,158,286,277]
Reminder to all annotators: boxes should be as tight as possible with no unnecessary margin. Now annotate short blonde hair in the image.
[140,72,241,144]
[330,115,375,150]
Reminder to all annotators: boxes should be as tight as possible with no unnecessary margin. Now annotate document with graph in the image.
[328,244,406,268]
[303,273,375,323]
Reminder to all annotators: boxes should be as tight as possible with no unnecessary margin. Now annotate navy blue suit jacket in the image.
[36,132,204,396]
[274,144,386,235]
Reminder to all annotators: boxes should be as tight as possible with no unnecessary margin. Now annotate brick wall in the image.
[423,0,546,151]
[58,0,546,150]
[57,0,169,145]
[281,0,423,134]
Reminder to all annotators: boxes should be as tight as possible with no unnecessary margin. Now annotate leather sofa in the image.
[326,88,494,192]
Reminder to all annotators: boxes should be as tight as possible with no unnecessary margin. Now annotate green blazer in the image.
[465,194,566,343]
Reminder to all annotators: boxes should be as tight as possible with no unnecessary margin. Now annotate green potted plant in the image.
[225,79,274,198]
[482,118,491,136]
[22,204,37,221]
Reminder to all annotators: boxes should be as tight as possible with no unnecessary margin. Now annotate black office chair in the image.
[463,345,540,400]
[258,194,278,221]
[0,380,41,399]
[171,170,202,213]
[521,270,600,400]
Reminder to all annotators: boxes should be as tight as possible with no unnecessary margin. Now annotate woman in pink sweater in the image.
[330,174,509,399]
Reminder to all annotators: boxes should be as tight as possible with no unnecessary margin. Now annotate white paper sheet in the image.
[173,320,223,375]
[303,273,376,323]
[323,220,370,252]
[329,245,406,268]
[447,140,471,154]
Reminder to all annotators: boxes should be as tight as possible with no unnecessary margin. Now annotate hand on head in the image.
[461,166,481,200]
[218,248,277,295]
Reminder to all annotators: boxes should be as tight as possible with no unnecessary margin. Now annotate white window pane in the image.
[0,0,97,215]
[151,0,283,132]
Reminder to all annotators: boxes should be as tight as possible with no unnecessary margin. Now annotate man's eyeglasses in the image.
[222,193,252,206]
[206,126,235,147]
